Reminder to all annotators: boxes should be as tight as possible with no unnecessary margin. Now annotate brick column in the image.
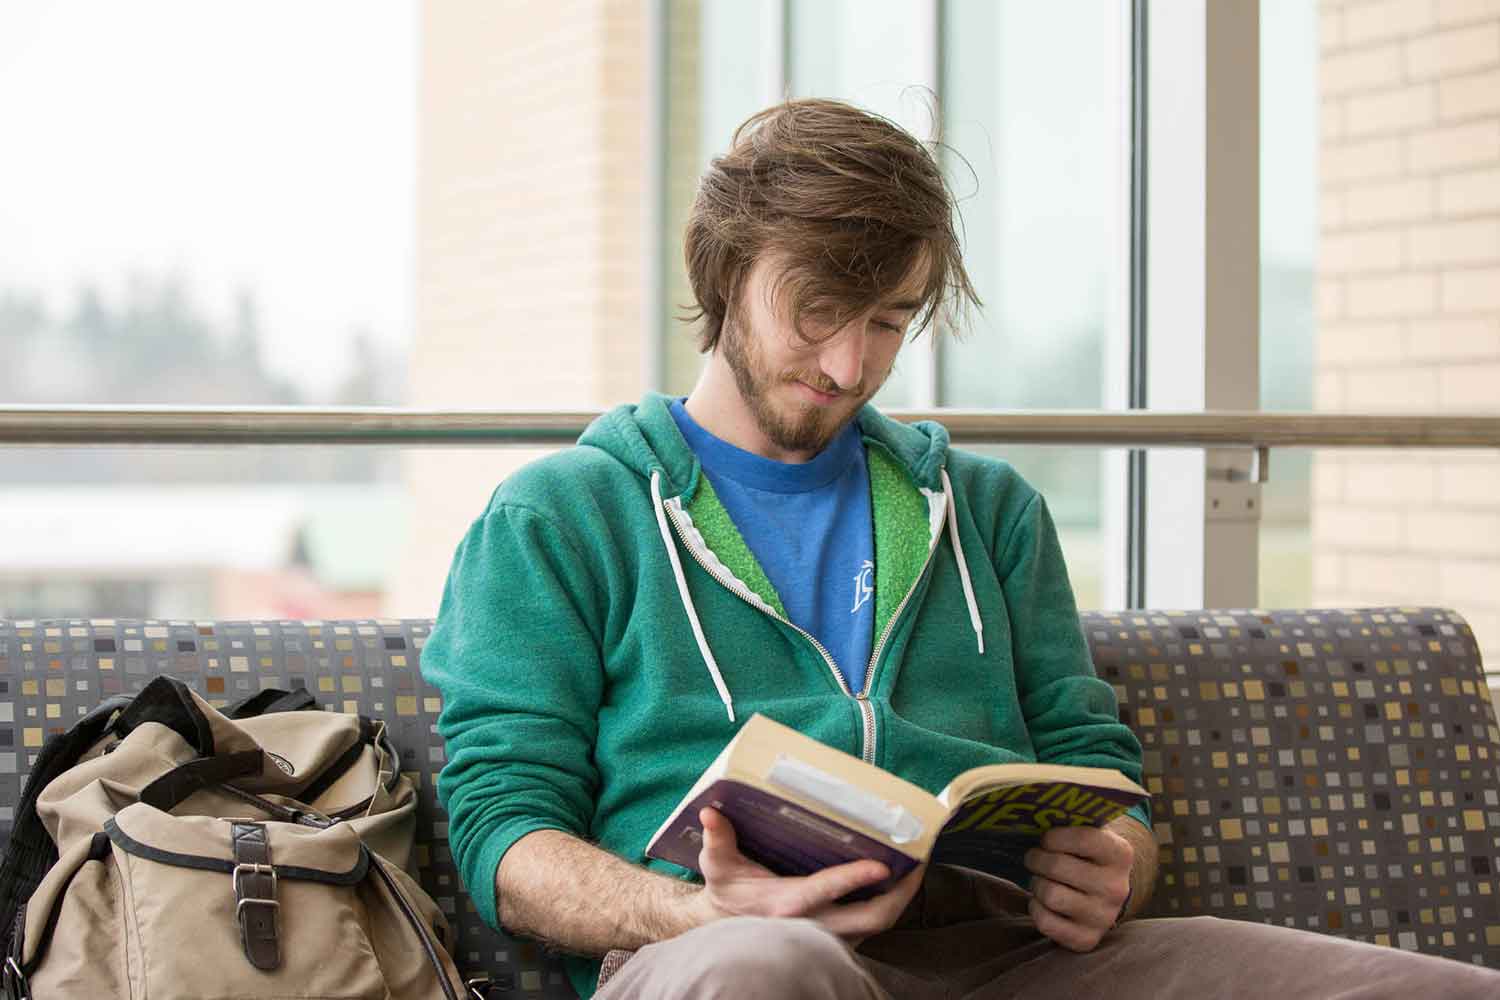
[1314,0,1500,674]
[388,0,649,615]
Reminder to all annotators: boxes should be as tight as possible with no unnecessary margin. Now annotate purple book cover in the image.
[646,779,921,898]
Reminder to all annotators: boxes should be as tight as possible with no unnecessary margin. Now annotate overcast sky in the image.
[0,1,417,398]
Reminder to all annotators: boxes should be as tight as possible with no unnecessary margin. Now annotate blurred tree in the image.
[0,290,51,396]
[334,327,407,406]
[0,274,405,483]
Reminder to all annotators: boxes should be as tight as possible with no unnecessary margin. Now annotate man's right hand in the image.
[683,806,925,946]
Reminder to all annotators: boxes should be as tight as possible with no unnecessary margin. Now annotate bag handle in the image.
[111,676,216,757]
[223,687,317,720]
[138,750,266,813]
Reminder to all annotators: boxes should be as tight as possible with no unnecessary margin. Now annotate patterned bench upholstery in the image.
[0,606,1496,997]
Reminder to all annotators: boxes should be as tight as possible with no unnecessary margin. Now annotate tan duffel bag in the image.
[0,676,467,999]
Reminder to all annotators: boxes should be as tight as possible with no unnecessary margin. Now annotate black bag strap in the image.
[0,696,129,961]
[223,687,317,720]
[138,750,266,813]
[230,822,281,971]
[297,716,402,807]
[110,676,216,756]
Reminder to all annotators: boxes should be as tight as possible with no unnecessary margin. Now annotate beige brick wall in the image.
[388,0,649,615]
[1315,0,1500,673]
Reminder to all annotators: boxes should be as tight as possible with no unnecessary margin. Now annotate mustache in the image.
[781,370,863,397]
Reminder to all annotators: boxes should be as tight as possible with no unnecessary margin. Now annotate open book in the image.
[645,713,1148,894]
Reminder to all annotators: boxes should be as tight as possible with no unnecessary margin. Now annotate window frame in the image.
[647,0,1266,610]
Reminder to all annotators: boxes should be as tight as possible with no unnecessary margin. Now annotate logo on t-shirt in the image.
[850,559,874,615]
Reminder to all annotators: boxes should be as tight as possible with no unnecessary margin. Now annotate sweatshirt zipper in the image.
[855,497,947,763]
[663,488,946,766]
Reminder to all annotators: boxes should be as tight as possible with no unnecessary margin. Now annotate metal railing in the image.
[3,405,1499,450]
[4,405,1497,657]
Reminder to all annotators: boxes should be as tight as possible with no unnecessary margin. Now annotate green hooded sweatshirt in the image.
[421,392,1149,997]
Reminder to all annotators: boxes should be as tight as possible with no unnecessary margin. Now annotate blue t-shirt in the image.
[669,399,875,693]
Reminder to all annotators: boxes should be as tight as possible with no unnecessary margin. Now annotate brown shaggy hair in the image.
[683,97,980,353]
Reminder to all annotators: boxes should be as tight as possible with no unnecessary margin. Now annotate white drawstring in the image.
[941,468,985,655]
[649,464,979,717]
[650,470,736,722]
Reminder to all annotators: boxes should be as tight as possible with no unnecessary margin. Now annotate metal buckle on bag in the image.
[232,861,280,923]
[465,978,493,1000]
[4,956,30,1000]
[232,861,278,898]
[235,896,281,919]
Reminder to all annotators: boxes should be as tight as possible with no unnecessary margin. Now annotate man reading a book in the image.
[422,99,1497,998]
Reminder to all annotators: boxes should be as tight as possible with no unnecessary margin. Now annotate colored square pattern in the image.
[1094,607,1500,965]
[0,607,1495,996]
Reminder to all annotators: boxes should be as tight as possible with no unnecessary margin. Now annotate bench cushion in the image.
[0,606,1495,995]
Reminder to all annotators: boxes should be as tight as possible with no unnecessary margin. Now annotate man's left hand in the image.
[1021,825,1133,953]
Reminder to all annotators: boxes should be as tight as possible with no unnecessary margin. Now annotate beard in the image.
[720,313,886,457]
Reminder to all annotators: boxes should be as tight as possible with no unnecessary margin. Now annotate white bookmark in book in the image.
[766,754,924,845]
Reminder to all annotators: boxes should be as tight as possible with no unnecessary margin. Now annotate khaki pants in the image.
[595,866,1500,999]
